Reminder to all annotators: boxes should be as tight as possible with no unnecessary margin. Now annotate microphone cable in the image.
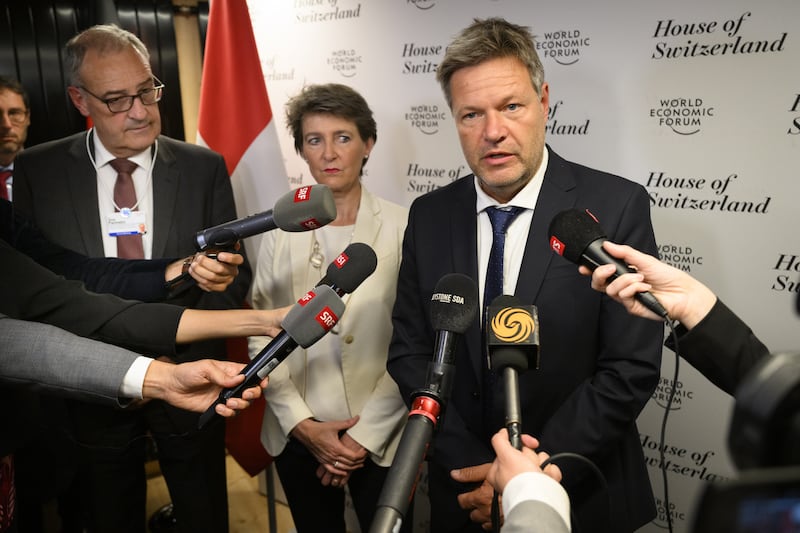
[657,319,681,533]
[542,451,610,532]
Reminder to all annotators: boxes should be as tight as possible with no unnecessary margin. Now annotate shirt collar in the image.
[475,145,549,213]
[92,129,152,171]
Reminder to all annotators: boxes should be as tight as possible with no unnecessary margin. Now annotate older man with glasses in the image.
[0,76,30,201]
[12,24,251,533]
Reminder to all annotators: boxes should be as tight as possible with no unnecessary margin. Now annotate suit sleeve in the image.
[0,315,140,405]
[501,500,570,533]
[666,298,769,394]
[537,186,663,461]
[7,199,176,301]
[1,239,184,355]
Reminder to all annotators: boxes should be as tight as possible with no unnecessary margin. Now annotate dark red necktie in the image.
[110,158,144,259]
[0,454,14,532]
[0,170,12,201]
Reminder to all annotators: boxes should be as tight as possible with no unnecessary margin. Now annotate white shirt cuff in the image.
[119,356,153,399]
[503,471,571,530]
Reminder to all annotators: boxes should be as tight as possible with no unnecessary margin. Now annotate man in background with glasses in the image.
[0,76,30,201]
[12,24,251,533]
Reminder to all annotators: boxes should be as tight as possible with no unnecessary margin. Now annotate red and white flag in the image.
[197,0,288,260]
[196,0,285,476]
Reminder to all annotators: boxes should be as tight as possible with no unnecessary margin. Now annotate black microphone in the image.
[548,208,669,319]
[194,184,336,250]
[315,242,378,296]
[370,273,479,533]
[486,294,540,450]
[197,284,344,429]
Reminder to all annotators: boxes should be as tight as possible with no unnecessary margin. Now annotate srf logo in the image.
[333,252,349,269]
[294,186,311,202]
[550,236,565,256]
[300,218,322,230]
[297,290,315,306]
[316,306,338,330]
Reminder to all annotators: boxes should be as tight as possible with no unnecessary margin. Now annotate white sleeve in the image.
[119,356,154,399]
[502,472,571,530]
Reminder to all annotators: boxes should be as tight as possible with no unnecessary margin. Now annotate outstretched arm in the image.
[174,306,290,344]
[142,358,266,416]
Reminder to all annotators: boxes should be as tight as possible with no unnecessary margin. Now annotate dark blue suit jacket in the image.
[388,147,663,532]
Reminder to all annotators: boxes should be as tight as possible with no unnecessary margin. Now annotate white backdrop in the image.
[245,0,800,530]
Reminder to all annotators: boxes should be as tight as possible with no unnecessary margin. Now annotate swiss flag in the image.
[197,0,288,260]
[196,0,286,476]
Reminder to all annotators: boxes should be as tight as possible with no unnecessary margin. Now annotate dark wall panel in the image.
[0,0,187,148]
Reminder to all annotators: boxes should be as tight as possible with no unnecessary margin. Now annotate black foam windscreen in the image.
[547,208,606,264]
[486,294,540,372]
[323,242,378,294]
[273,184,336,231]
[429,273,479,333]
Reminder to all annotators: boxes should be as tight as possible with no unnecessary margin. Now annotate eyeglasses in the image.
[79,77,165,113]
[0,109,28,125]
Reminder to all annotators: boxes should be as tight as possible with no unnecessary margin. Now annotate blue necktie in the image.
[482,206,523,436]
[483,206,524,309]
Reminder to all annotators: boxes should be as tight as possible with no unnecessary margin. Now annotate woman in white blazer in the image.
[248,84,410,533]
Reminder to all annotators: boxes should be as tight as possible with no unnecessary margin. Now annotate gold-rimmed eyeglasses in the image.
[79,77,165,114]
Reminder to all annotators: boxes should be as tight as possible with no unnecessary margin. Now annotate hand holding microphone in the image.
[170,185,337,290]
[194,184,336,250]
[197,241,377,429]
[585,241,718,328]
[548,208,669,319]
[198,284,344,428]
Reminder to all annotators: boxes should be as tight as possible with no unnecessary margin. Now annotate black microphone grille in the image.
[430,273,479,333]
[325,242,378,294]
[548,208,607,264]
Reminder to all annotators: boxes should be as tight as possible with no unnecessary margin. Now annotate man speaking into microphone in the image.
[388,17,663,533]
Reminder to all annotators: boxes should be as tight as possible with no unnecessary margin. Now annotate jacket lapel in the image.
[352,186,382,253]
[66,134,104,257]
[448,178,483,380]
[515,148,578,305]
[151,137,179,258]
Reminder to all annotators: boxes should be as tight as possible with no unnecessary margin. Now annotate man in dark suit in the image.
[387,18,663,533]
[12,24,251,533]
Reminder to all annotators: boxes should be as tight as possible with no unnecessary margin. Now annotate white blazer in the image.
[249,186,409,466]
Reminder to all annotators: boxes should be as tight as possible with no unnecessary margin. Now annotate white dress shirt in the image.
[90,130,156,258]
[475,147,549,314]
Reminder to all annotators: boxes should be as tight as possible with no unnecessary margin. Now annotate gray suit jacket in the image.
[0,314,138,405]
[502,500,570,533]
